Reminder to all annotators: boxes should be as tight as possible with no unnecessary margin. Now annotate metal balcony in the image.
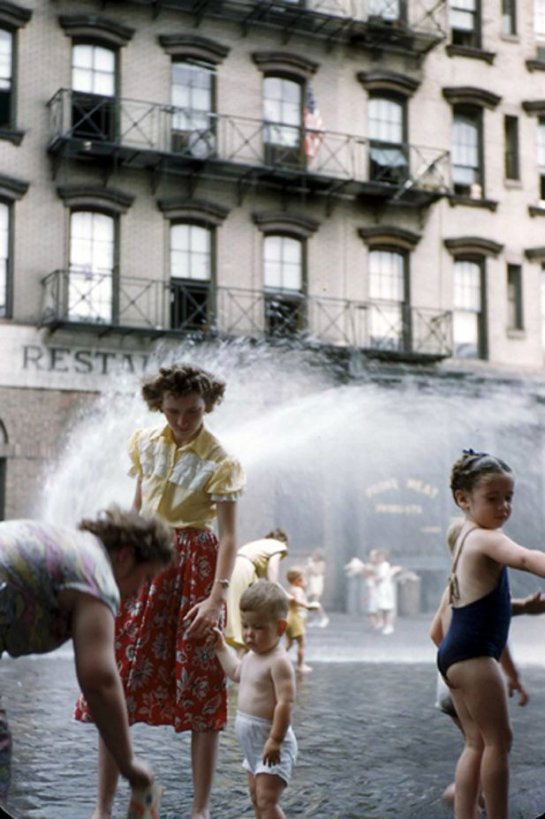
[40,270,453,360]
[47,90,451,207]
[99,0,446,55]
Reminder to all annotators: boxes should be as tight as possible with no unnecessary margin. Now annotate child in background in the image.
[305,549,329,628]
[433,449,545,819]
[285,567,314,674]
[213,581,297,819]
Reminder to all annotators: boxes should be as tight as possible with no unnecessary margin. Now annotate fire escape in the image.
[42,0,452,360]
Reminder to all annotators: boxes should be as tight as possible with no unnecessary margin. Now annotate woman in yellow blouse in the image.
[225,529,289,650]
[75,363,245,819]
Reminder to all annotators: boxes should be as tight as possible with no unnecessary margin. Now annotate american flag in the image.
[303,84,324,160]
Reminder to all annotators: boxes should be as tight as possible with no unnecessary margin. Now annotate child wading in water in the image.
[285,566,314,674]
[213,581,297,819]
[434,450,545,819]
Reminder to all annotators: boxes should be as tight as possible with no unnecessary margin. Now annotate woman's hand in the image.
[184,596,222,639]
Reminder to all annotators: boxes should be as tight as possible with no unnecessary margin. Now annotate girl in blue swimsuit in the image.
[432,450,545,819]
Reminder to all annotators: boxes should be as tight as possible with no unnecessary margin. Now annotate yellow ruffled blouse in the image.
[128,424,246,529]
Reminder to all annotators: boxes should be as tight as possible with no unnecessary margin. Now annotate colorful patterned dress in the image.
[75,423,245,733]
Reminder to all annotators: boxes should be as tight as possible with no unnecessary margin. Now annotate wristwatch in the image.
[215,578,230,589]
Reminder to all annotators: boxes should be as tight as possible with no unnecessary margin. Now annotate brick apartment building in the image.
[2,0,545,607]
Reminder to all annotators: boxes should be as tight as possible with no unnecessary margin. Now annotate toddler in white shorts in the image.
[235,711,297,783]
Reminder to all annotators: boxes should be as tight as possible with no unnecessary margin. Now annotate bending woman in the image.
[0,506,173,805]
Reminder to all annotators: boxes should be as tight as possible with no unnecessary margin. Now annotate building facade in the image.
[2,0,545,608]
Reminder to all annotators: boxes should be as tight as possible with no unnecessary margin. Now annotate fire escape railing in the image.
[41,270,453,359]
[104,0,447,49]
[47,89,451,199]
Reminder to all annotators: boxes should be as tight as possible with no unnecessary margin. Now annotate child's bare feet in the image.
[296,664,313,674]
[441,782,455,806]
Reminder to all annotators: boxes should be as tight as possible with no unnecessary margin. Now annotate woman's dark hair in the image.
[450,450,512,498]
[79,505,173,566]
[142,363,225,413]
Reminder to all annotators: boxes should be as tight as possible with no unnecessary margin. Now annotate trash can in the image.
[397,573,421,616]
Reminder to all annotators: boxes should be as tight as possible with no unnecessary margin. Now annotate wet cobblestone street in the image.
[2,614,545,819]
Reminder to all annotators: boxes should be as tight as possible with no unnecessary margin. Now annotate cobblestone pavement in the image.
[2,613,545,818]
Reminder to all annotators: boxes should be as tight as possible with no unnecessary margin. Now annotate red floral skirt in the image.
[74,527,227,732]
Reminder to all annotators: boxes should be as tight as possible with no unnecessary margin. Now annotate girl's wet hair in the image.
[142,363,225,413]
[450,449,513,497]
[79,505,173,566]
[240,580,289,620]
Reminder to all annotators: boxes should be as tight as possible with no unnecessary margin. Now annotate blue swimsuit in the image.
[437,532,511,680]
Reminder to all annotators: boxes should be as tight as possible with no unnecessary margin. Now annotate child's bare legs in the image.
[247,772,286,818]
[91,737,119,819]
[191,730,219,819]
[449,658,512,819]
[294,635,312,674]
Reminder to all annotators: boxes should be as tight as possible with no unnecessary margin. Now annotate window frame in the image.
[367,246,410,352]
[170,58,216,158]
[502,0,517,34]
[262,231,306,338]
[449,0,481,47]
[68,207,119,325]
[506,263,524,331]
[452,104,484,196]
[169,220,215,332]
[262,74,304,167]
[368,92,409,186]
[452,256,487,359]
[504,115,520,180]
[0,199,11,318]
[70,41,119,142]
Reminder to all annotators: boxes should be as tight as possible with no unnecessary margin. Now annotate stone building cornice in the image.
[252,211,319,238]
[442,86,501,109]
[58,14,135,47]
[358,226,421,250]
[444,237,503,256]
[158,197,229,226]
[158,34,230,64]
[252,51,318,80]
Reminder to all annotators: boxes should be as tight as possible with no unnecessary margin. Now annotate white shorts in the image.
[235,711,297,785]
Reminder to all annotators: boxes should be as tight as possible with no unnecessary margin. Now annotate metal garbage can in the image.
[397,573,421,616]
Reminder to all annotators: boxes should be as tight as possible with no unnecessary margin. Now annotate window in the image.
[368,249,407,351]
[450,0,480,46]
[452,108,482,196]
[263,235,304,336]
[0,29,12,128]
[504,116,519,180]
[368,95,408,186]
[507,264,523,330]
[71,44,116,141]
[171,60,215,158]
[453,259,484,358]
[263,77,302,167]
[367,0,402,21]
[541,266,545,350]
[0,202,9,317]
[69,211,115,323]
[0,457,4,521]
[538,118,545,200]
[170,223,212,330]
[536,0,545,38]
[502,0,516,34]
